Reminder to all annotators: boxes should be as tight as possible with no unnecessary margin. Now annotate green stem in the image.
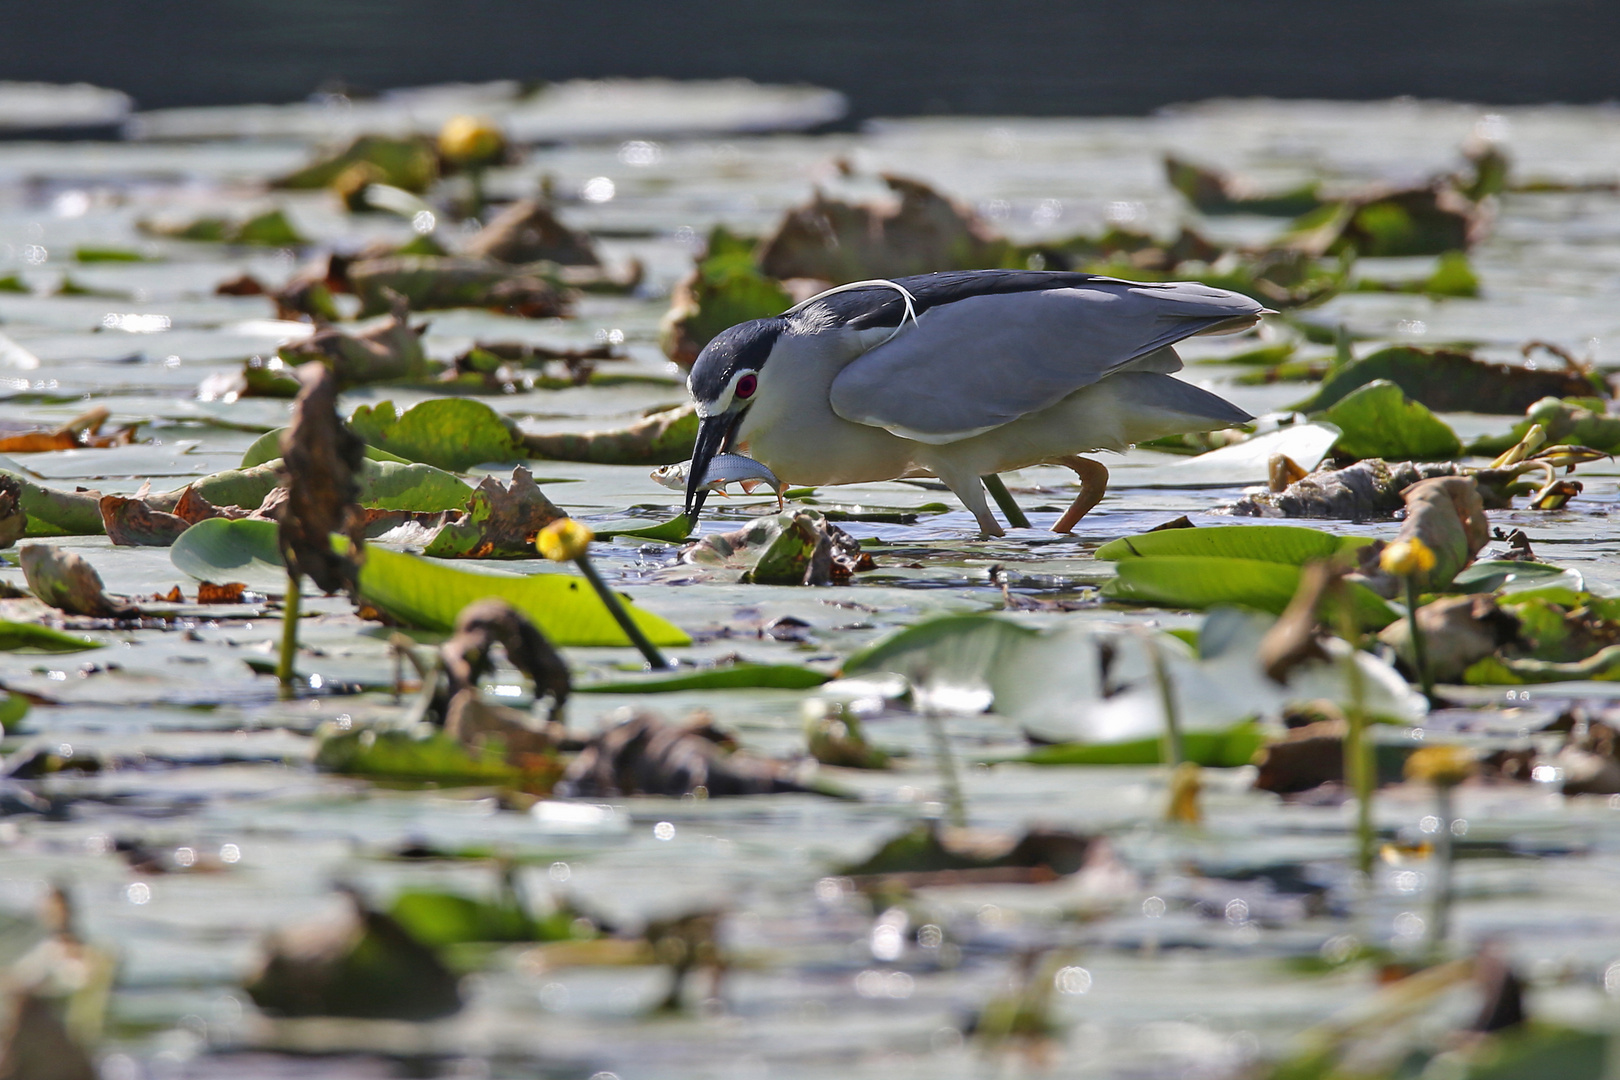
[277,572,301,699]
[981,474,1030,529]
[1146,634,1183,768]
[1405,576,1435,703]
[1430,786,1454,960]
[923,709,967,828]
[1334,603,1376,878]
[575,556,670,670]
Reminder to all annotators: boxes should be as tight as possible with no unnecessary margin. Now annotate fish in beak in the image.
[683,410,745,522]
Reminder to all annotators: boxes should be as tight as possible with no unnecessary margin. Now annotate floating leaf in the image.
[0,622,101,653]
[577,663,829,694]
[594,514,694,543]
[20,545,136,617]
[314,725,523,786]
[1095,524,1372,565]
[1020,722,1265,767]
[349,398,524,472]
[347,256,569,319]
[277,301,436,388]
[421,468,564,558]
[1293,346,1595,415]
[1317,381,1461,461]
[522,404,697,466]
[241,428,413,468]
[1451,560,1584,595]
[272,134,440,193]
[1102,556,1398,629]
[171,518,286,593]
[356,546,689,646]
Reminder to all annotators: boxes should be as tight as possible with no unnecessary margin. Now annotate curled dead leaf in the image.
[19,545,136,618]
[271,363,365,596]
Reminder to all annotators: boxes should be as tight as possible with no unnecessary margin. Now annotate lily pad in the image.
[1020,722,1265,767]
[356,546,690,646]
[1317,381,1461,461]
[0,621,102,653]
[241,428,414,468]
[170,517,287,593]
[577,663,830,694]
[1293,346,1596,415]
[1095,524,1372,565]
[349,398,525,472]
[1102,556,1398,630]
[594,514,694,543]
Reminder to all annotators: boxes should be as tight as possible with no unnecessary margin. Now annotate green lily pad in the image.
[0,621,102,653]
[577,663,830,693]
[1095,524,1372,565]
[349,399,525,472]
[594,515,694,543]
[171,518,287,593]
[1293,346,1594,415]
[1316,380,1461,461]
[314,726,523,786]
[356,546,690,646]
[1101,556,1398,630]
[1450,560,1584,595]
[241,428,413,468]
[1019,722,1265,767]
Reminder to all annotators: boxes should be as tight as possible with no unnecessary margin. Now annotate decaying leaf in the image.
[347,255,572,319]
[271,134,440,193]
[277,292,434,387]
[0,475,24,549]
[244,888,462,1021]
[804,700,890,769]
[422,467,566,558]
[839,820,1096,884]
[758,173,1009,282]
[440,598,570,720]
[1255,560,1339,684]
[19,545,136,618]
[461,199,599,265]
[139,207,306,247]
[271,363,365,596]
[522,403,698,465]
[1294,346,1598,415]
[97,495,189,547]
[1232,460,1492,520]
[1252,718,1348,795]
[1286,185,1488,258]
[556,711,813,797]
[1163,154,1324,217]
[681,509,874,585]
[197,582,247,604]
[0,406,135,454]
[1379,595,1521,683]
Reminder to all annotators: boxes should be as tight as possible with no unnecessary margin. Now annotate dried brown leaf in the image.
[271,363,365,595]
[19,545,136,618]
[197,582,247,604]
[440,598,569,717]
[98,494,190,547]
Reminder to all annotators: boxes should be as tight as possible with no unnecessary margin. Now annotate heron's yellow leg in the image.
[1049,456,1109,533]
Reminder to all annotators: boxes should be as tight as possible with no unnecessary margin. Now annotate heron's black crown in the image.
[688,317,787,404]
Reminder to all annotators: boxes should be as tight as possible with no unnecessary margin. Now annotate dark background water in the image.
[2,0,1618,118]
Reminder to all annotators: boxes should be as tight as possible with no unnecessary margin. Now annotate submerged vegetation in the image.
[1,84,1619,1078]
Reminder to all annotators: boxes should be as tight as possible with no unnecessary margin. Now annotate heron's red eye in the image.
[736,373,757,399]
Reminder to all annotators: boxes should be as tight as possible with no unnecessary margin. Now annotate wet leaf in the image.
[577,663,829,694]
[556,711,814,797]
[1230,459,1487,520]
[313,723,526,786]
[241,428,413,468]
[522,403,698,466]
[1293,346,1597,415]
[1450,560,1582,594]
[349,398,524,471]
[839,821,1094,879]
[462,199,599,265]
[170,518,286,593]
[1164,155,1323,217]
[1102,556,1398,629]
[422,467,565,558]
[1287,187,1484,258]
[440,598,570,716]
[593,514,694,543]
[356,545,690,646]
[1021,723,1265,767]
[1095,524,1371,565]
[97,494,189,547]
[0,622,100,653]
[1359,475,1489,593]
[348,256,571,319]
[244,889,462,1020]
[143,207,306,247]
[681,509,872,584]
[758,173,1009,283]
[277,299,436,387]
[19,545,136,618]
[1378,595,1521,683]
[1317,381,1461,461]
[272,134,439,193]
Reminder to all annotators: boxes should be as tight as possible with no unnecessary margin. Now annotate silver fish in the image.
[651,452,785,508]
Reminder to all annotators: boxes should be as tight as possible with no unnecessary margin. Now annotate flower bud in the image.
[438,115,506,168]
[537,518,593,562]
[1380,537,1436,577]
[1404,744,1475,788]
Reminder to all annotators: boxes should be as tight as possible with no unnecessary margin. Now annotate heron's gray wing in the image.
[827,280,1261,443]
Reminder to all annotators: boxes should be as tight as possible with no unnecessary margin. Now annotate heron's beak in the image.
[684,410,744,522]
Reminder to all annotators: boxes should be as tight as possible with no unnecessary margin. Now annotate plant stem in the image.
[1404,576,1435,703]
[1146,635,1183,769]
[277,572,301,700]
[923,707,967,828]
[1334,603,1376,878]
[1430,786,1454,960]
[574,556,670,670]
[981,475,1030,529]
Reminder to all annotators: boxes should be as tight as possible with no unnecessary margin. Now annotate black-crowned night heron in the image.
[683,270,1264,535]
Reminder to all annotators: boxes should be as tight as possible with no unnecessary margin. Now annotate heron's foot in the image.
[1050,456,1110,533]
